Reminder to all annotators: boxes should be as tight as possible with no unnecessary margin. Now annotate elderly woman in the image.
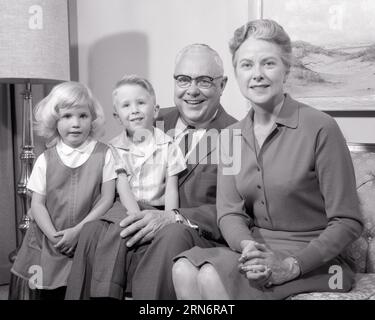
[172,19,363,299]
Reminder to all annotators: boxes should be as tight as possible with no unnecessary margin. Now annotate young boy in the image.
[66,75,186,299]
[109,75,186,214]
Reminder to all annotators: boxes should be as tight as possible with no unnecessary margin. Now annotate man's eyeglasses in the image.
[174,75,223,89]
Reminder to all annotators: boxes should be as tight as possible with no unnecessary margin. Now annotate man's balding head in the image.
[175,44,224,76]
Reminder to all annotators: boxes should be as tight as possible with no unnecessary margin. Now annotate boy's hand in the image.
[54,226,80,256]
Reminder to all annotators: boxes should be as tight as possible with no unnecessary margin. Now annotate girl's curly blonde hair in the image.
[34,81,105,147]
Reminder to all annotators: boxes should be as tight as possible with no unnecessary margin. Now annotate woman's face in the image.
[234,37,288,110]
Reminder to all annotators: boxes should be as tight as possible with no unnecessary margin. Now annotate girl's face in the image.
[234,37,288,111]
[57,104,93,148]
[113,84,159,137]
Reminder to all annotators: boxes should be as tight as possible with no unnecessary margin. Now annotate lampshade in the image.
[0,0,70,84]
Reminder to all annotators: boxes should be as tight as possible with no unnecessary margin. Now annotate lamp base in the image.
[7,83,35,300]
[11,84,34,254]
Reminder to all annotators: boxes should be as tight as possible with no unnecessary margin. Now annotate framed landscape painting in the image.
[251,0,375,111]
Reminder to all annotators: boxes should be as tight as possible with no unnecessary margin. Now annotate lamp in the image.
[0,0,70,277]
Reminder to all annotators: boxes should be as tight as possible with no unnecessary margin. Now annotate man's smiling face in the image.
[173,47,227,127]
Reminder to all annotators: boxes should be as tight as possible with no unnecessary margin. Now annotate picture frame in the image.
[249,0,375,111]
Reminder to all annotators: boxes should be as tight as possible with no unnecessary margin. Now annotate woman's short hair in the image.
[112,74,156,108]
[34,81,105,147]
[229,19,292,72]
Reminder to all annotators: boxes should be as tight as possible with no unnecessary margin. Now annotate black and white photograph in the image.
[0,0,375,309]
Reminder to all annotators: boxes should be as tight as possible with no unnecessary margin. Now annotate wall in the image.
[72,0,249,142]
[72,0,374,143]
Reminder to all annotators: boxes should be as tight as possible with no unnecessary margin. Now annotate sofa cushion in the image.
[293,147,375,300]
[291,273,375,300]
[368,240,375,273]
[343,151,375,273]
[344,237,368,273]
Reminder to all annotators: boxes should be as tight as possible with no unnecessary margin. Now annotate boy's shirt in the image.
[110,127,186,206]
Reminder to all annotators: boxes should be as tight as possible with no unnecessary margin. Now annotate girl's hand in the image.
[54,226,80,256]
[49,235,62,246]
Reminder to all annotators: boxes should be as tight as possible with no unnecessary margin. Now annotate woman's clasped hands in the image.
[238,240,300,288]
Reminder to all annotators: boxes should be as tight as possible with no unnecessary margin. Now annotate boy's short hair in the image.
[34,81,105,147]
[112,74,156,108]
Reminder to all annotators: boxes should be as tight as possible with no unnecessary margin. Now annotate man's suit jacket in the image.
[157,105,237,242]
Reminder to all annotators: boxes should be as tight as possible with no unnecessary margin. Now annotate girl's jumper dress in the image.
[11,142,108,289]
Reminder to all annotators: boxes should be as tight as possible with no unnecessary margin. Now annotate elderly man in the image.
[65,44,236,300]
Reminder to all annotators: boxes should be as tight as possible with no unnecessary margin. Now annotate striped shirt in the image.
[110,127,186,206]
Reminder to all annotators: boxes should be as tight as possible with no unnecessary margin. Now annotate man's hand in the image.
[119,209,175,247]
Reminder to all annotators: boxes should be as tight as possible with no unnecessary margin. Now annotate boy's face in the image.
[113,84,159,137]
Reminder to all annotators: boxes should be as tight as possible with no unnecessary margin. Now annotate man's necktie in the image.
[180,125,195,156]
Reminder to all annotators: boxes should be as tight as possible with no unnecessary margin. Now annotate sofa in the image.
[8,144,375,300]
[292,142,375,300]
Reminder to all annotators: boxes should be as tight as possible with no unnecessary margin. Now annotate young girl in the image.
[65,75,187,299]
[11,81,116,299]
